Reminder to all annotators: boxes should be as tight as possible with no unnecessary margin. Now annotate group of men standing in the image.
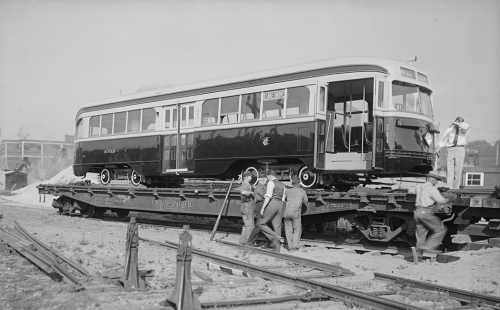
[239,170,308,253]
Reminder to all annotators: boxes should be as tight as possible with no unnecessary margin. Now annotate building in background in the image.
[0,136,74,181]
[461,145,500,189]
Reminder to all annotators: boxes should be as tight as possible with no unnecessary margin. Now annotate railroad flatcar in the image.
[74,56,438,189]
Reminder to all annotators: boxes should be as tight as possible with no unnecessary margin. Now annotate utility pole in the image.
[496,141,499,166]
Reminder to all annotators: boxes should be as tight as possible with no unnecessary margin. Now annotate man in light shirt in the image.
[408,172,450,254]
[246,170,286,252]
[435,117,469,189]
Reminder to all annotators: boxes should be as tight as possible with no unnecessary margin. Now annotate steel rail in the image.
[13,220,89,276]
[140,237,423,310]
[201,293,328,308]
[215,239,354,276]
[374,273,500,309]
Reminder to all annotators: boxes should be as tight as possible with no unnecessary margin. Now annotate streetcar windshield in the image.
[391,81,433,118]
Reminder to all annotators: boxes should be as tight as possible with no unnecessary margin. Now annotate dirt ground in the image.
[1,194,499,310]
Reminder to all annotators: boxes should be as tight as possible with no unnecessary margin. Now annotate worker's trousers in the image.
[284,216,302,250]
[446,147,465,189]
[414,207,447,251]
[239,201,255,245]
[247,200,281,245]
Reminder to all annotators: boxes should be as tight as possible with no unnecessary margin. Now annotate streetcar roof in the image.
[77,56,430,119]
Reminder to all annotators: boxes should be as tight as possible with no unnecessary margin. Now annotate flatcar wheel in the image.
[244,166,259,185]
[337,227,366,244]
[80,204,94,218]
[130,170,141,186]
[298,166,318,189]
[116,210,130,218]
[99,169,112,185]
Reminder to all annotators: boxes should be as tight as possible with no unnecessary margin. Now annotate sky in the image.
[1,0,499,144]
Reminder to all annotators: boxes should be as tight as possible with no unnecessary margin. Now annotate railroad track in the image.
[375,273,500,310]
[138,235,500,310]
[141,236,423,310]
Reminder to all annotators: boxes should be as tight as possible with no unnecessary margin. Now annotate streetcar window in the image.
[173,108,178,128]
[89,116,100,137]
[240,92,261,122]
[75,119,83,139]
[142,108,156,131]
[287,86,310,117]
[181,107,187,127]
[188,106,194,126]
[165,110,171,128]
[319,87,326,112]
[392,81,433,118]
[377,81,384,107]
[202,99,219,125]
[127,110,141,133]
[101,114,113,135]
[220,96,239,124]
[263,89,284,119]
[419,88,433,118]
[114,112,126,135]
[188,133,193,145]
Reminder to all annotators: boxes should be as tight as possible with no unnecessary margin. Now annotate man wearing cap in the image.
[246,170,285,252]
[408,171,450,254]
[283,176,308,252]
[435,117,469,189]
[239,171,256,245]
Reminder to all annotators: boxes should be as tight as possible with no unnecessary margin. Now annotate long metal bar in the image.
[201,293,328,308]
[210,178,234,241]
[374,273,500,309]
[140,237,423,310]
[13,220,89,276]
[216,239,353,276]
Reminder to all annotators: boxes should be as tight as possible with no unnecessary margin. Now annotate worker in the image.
[283,176,308,252]
[435,116,469,189]
[246,170,285,252]
[408,171,450,254]
[254,172,267,205]
[239,171,256,245]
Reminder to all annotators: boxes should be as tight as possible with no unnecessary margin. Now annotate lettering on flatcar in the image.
[173,200,193,209]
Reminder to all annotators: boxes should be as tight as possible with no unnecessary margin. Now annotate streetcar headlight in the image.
[424,133,433,146]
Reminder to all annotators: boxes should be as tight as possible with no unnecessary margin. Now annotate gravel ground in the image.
[1,193,499,310]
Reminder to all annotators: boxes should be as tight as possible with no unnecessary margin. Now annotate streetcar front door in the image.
[323,78,374,170]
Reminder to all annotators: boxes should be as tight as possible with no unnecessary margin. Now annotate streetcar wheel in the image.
[116,210,130,218]
[130,170,141,186]
[80,204,94,218]
[337,227,366,243]
[99,169,112,185]
[243,166,259,185]
[298,166,318,189]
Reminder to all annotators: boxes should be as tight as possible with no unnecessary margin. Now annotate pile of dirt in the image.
[5,166,98,208]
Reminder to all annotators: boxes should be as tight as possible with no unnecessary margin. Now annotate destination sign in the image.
[417,73,428,84]
[264,90,285,101]
[400,67,416,79]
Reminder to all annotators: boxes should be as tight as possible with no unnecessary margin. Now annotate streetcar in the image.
[73,56,438,189]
